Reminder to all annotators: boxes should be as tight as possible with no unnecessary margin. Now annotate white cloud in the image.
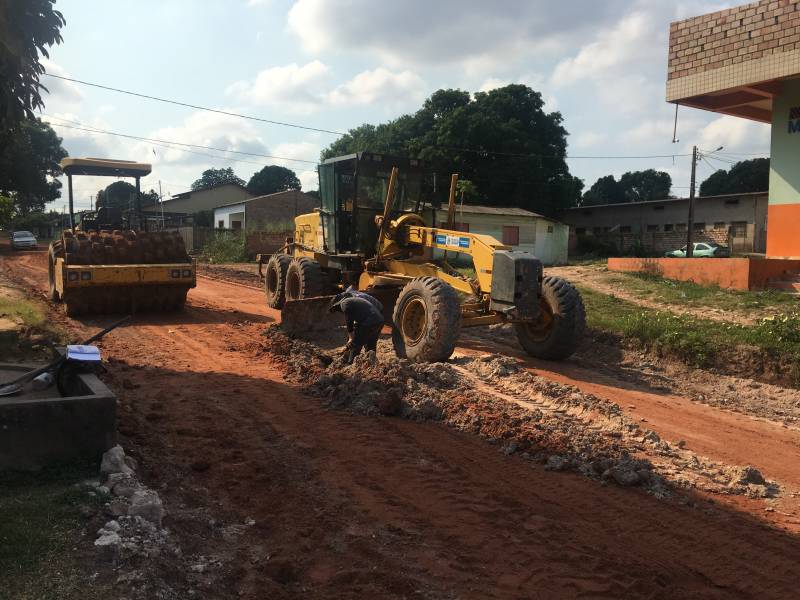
[572,131,605,150]
[327,68,426,109]
[693,115,770,155]
[270,141,321,190]
[287,0,627,68]
[227,61,331,114]
[40,59,84,110]
[229,62,427,113]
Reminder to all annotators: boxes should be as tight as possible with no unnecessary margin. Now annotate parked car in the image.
[664,242,729,258]
[10,230,38,250]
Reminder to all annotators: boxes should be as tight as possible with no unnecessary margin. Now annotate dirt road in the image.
[4,248,800,598]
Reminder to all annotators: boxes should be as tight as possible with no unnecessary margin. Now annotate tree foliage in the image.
[190,167,245,191]
[0,117,66,215]
[0,194,14,228]
[582,169,672,206]
[0,0,65,129]
[698,158,769,196]
[321,85,583,215]
[247,165,301,196]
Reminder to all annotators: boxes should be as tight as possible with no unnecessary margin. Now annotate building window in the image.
[575,227,586,235]
[693,222,706,231]
[547,225,554,233]
[231,220,242,230]
[724,198,740,206]
[653,205,665,211]
[675,223,687,231]
[664,224,674,232]
[440,221,469,232]
[713,221,727,230]
[592,226,603,235]
[218,220,224,229]
[583,210,593,216]
[646,224,659,232]
[502,225,520,245]
[731,221,747,237]
[620,225,632,233]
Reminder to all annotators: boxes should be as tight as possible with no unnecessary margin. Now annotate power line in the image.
[42,73,701,163]
[42,72,346,136]
[43,114,319,165]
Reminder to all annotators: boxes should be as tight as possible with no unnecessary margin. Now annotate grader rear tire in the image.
[392,277,462,363]
[515,276,585,361]
[265,254,292,309]
[285,257,324,301]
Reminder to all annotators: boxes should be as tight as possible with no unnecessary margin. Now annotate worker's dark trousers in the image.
[347,322,383,363]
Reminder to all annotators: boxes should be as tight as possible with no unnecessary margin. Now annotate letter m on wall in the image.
[789,120,800,134]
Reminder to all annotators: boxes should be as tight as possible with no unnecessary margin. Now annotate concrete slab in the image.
[0,363,116,471]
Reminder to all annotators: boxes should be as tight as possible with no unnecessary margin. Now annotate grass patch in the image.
[0,296,46,328]
[0,463,107,600]
[0,290,67,361]
[603,270,798,315]
[202,231,247,263]
[579,286,800,368]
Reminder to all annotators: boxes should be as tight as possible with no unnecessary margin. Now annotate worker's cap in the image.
[328,292,349,312]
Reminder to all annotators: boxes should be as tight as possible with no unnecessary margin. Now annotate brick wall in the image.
[246,231,293,256]
[575,229,730,256]
[668,0,800,81]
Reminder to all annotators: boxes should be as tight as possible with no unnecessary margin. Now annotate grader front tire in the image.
[265,254,292,309]
[392,277,462,363]
[515,276,585,361]
[285,257,324,301]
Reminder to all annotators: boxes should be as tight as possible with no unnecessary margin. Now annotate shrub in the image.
[202,231,246,263]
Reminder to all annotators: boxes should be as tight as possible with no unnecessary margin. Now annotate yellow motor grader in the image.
[259,152,584,363]
[48,157,196,317]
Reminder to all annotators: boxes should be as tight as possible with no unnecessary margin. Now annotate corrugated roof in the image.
[438,204,551,219]
[561,191,767,211]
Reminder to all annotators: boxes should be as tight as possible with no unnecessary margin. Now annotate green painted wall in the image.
[769,78,800,206]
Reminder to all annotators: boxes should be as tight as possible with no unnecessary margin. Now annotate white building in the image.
[428,204,569,265]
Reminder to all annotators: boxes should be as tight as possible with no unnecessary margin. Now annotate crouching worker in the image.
[329,292,384,364]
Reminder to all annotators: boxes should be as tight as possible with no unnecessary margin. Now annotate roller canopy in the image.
[60,157,152,178]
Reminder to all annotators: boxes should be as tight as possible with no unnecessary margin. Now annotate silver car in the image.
[10,230,38,250]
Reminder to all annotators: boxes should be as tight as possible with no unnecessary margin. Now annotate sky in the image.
[40,0,772,212]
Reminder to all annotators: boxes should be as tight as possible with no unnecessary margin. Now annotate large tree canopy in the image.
[0,117,66,215]
[699,158,769,196]
[0,0,65,129]
[321,85,583,215]
[581,169,672,206]
[247,165,301,196]
[190,167,245,191]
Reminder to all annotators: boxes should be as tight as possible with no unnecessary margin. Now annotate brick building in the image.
[668,0,800,257]
[213,190,318,231]
[143,183,254,215]
[561,192,767,256]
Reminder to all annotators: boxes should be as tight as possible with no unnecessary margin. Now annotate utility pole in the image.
[159,180,164,229]
[89,194,93,211]
[686,145,698,258]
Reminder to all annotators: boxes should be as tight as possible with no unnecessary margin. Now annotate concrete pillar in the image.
[768,79,800,257]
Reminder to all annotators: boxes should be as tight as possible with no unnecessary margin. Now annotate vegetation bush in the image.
[202,231,246,263]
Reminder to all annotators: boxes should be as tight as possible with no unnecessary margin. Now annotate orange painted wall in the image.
[766,204,800,258]
[607,257,800,291]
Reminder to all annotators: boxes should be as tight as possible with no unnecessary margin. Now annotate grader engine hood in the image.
[489,251,542,321]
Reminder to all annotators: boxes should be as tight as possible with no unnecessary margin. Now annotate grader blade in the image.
[280,296,343,336]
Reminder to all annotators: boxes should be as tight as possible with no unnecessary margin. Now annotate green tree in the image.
[321,85,580,215]
[0,117,66,214]
[619,169,671,202]
[581,175,625,206]
[0,194,14,227]
[0,0,65,128]
[247,165,301,195]
[190,167,245,191]
[699,158,769,196]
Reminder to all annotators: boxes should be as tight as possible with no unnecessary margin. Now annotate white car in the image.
[10,230,38,250]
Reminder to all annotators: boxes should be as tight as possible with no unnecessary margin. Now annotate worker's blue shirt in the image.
[346,288,384,314]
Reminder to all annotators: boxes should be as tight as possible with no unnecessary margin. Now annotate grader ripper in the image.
[261,152,584,363]
[48,158,196,317]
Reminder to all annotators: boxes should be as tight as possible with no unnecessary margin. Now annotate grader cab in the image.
[48,158,196,317]
[261,152,584,363]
